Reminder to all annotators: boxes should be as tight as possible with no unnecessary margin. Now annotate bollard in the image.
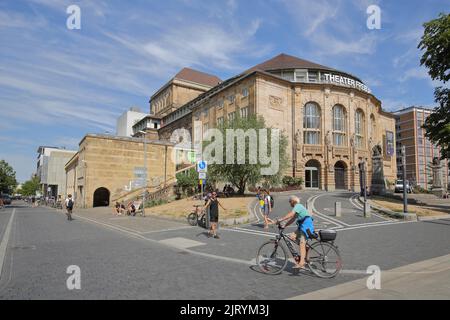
[335,201,341,217]
[364,202,371,218]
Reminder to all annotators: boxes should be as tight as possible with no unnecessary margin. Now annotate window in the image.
[240,107,248,119]
[332,105,346,146]
[217,117,224,126]
[218,99,224,109]
[355,109,365,148]
[203,108,208,117]
[281,70,294,81]
[303,102,321,144]
[242,88,249,98]
[228,112,236,122]
[308,71,318,82]
[295,70,307,82]
[228,95,235,104]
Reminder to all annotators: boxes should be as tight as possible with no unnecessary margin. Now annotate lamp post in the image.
[139,130,147,217]
[359,159,370,217]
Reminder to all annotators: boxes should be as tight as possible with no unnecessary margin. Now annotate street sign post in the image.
[199,172,206,180]
[197,160,207,173]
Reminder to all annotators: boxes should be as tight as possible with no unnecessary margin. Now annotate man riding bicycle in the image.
[270,195,315,269]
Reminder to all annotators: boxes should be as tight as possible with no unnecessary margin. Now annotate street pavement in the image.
[0,192,449,300]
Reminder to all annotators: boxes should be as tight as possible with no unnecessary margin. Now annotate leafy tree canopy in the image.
[202,114,289,194]
[0,160,17,194]
[19,175,41,196]
[419,13,450,159]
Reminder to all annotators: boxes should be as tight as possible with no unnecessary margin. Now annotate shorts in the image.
[294,229,306,243]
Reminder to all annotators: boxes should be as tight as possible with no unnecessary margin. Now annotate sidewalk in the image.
[288,253,450,300]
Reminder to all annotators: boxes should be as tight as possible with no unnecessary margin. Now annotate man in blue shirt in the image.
[276,195,314,269]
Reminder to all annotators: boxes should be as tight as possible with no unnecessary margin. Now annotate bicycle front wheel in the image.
[187,213,198,226]
[256,240,288,275]
[307,241,342,278]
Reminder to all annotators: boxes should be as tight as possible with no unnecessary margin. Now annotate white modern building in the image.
[36,146,77,198]
[116,107,148,137]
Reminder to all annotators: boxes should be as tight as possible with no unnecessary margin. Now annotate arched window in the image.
[303,102,321,144]
[332,105,346,146]
[355,109,365,148]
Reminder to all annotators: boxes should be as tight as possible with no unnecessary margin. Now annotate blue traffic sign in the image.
[197,160,207,172]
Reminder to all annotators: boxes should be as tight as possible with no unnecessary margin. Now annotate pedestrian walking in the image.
[64,194,74,221]
[203,191,227,239]
[262,189,272,230]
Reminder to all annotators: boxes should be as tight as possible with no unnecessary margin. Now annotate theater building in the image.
[149,53,397,191]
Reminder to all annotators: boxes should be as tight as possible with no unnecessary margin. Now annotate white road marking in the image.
[349,194,394,222]
[222,227,276,238]
[310,194,347,227]
[0,209,15,280]
[332,220,416,232]
[72,213,254,266]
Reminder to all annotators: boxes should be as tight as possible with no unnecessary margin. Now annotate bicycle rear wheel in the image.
[256,240,288,275]
[187,213,198,226]
[307,241,342,278]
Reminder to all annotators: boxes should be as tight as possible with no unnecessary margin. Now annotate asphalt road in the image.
[0,195,449,300]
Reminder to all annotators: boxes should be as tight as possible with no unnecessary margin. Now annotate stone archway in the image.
[305,159,321,189]
[334,161,348,190]
[93,187,110,207]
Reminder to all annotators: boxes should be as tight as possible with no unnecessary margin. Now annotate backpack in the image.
[67,199,73,209]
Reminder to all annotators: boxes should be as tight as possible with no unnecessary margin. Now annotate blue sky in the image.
[0,0,449,182]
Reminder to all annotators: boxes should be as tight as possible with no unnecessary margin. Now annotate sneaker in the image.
[213,235,220,239]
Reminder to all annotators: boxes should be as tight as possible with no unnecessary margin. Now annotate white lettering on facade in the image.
[323,73,370,93]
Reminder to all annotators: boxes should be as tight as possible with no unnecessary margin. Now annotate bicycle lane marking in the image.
[0,209,15,281]
[349,194,394,222]
[66,210,386,278]
[309,194,347,228]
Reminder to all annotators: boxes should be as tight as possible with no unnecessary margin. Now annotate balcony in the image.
[303,145,324,156]
[333,146,350,157]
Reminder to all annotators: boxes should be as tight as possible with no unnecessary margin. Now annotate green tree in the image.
[20,175,41,196]
[175,168,198,196]
[203,114,289,194]
[0,160,17,194]
[418,13,450,159]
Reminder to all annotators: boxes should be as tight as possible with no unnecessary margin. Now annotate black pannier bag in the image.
[319,229,337,242]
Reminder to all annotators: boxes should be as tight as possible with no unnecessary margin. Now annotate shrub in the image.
[282,176,303,187]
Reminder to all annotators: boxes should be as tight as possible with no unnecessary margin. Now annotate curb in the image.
[417,214,450,221]
[220,198,259,226]
[358,196,417,221]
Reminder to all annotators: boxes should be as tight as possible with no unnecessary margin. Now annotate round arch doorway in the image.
[334,161,347,190]
[93,187,110,207]
[305,160,321,189]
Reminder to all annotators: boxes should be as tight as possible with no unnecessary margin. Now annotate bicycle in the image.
[187,205,207,228]
[256,221,342,278]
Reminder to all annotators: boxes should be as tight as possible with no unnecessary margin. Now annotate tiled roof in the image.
[246,53,337,73]
[174,67,222,87]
